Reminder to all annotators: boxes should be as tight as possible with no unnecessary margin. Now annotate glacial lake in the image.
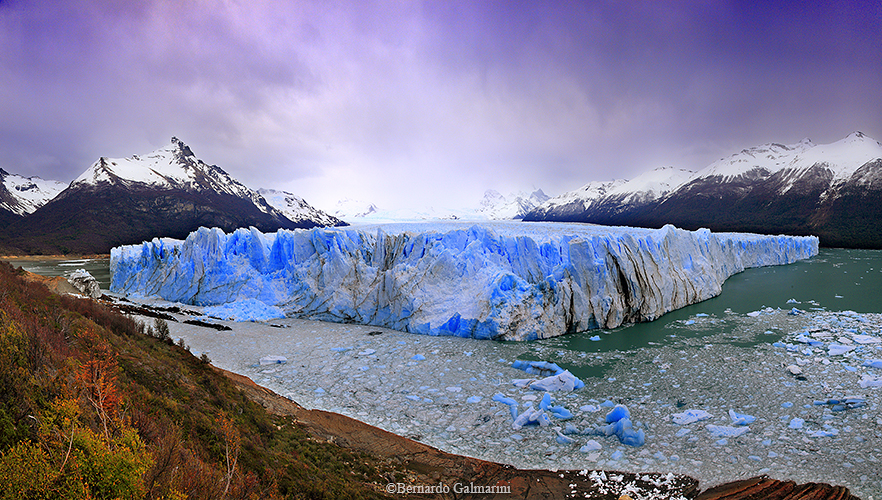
[7,247,882,364]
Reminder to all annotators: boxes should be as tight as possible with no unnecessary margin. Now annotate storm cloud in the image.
[1,0,880,212]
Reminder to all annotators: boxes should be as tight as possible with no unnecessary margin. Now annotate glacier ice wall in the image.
[110,222,819,341]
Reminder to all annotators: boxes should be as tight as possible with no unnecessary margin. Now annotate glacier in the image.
[109,221,818,341]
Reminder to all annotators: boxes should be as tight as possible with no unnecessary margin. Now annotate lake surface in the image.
[5,256,112,289]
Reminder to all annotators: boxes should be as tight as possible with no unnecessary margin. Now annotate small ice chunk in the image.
[828,344,855,356]
[411,354,426,361]
[610,450,624,461]
[859,375,882,388]
[331,347,352,352]
[259,355,287,365]
[580,440,602,453]
[706,424,750,438]
[466,396,482,403]
[789,418,805,429]
[853,335,881,345]
[746,311,761,317]
[492,393,518,407]
[728,409,756,426]
[786,298,800,304]
[589,335,601,341]
[672,409,713,425]
[512,407,550,429]
[786,365,803,376]
[529,370,585,391]
[605,405,631,423]
[358,348,376,355]
[555,430,575,445]
[862,359,882,369]
[808,428,839,438]
[675,428,691,437]
[446,386,462,393]
[580,404,600,413]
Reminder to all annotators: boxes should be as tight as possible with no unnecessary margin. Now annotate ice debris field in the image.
[110,222,818,340]
[145,303,882,499]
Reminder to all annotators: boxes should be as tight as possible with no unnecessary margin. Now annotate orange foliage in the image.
[76,328,120,443]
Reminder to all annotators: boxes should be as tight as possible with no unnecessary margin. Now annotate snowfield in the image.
[110,222,818,341]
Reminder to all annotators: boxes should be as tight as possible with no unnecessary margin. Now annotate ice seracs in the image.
[110,221,818,341]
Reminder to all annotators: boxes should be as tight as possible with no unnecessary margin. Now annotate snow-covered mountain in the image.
[676,132,880,196]
[0,168,66,216]
[527,167,692,220]
[1,138,340,254]
[68,137,281,214]
[257,188,343,227]
[525,132,882,248]
[475,189,550,219]
[330,189,550,224]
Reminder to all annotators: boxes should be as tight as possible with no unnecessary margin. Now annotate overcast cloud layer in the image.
[2,1,881,212]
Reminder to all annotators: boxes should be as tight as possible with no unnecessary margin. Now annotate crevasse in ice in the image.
[109,222,819,340]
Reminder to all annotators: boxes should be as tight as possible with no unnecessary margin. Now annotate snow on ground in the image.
[145,302,882,498]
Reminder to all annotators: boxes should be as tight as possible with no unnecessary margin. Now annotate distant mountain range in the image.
[524,132,882,248]
[0,138,342,255]
[4,131,880,254]
[331,189,550,223]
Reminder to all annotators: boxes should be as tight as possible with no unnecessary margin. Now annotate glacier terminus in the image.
[110,222,818,341]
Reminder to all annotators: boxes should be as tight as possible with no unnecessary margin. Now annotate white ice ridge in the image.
[109,222,819,341]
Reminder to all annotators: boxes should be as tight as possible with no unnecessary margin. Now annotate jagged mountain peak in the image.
[0,168,67,216]
[256,188,343,227]
[71,138,247,197]
[170,136,191,151]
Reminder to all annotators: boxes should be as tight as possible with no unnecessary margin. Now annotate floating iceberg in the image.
[672,409,713,425]
[529,370,584,392]
[110,222,818,340]
[591,404,645,447]
[706,424,750,438]
[258,355,287,365]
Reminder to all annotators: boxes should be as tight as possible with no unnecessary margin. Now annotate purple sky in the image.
[2,1,881,212]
